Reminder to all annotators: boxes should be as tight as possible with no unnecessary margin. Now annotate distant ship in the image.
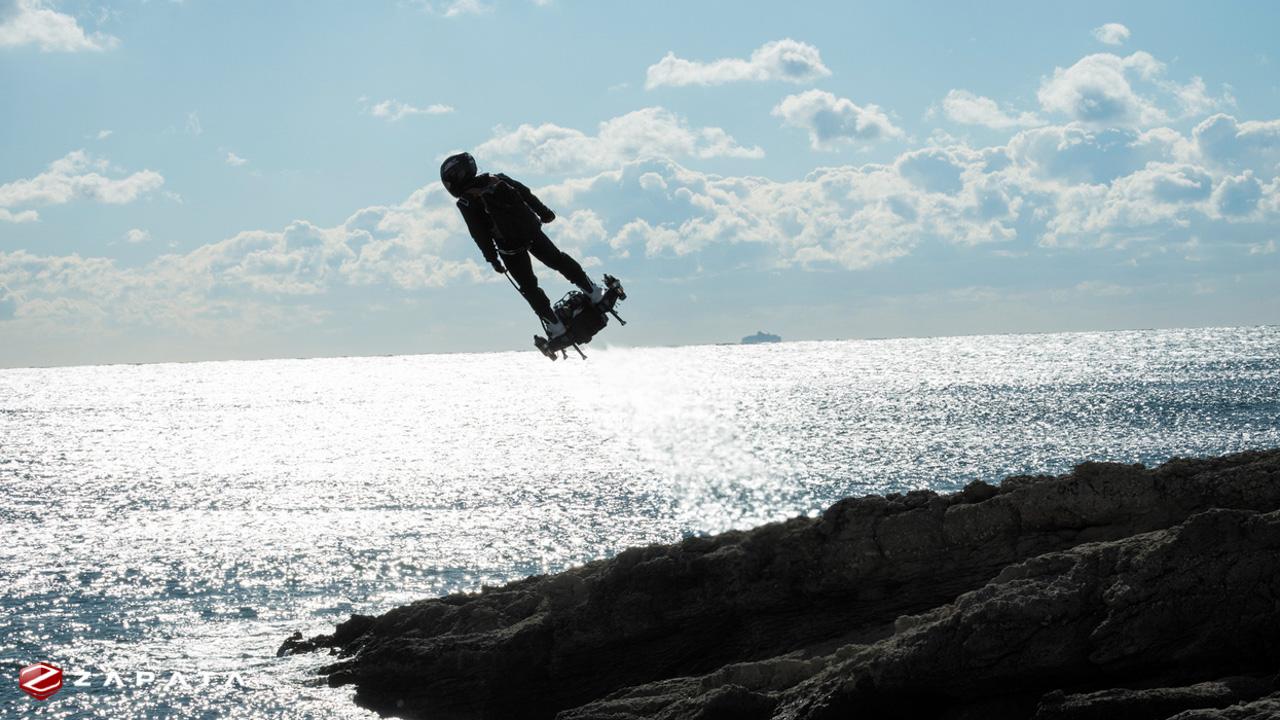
[741,330,781,344]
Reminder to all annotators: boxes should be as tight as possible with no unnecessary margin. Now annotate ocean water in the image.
[3,326,1278,717]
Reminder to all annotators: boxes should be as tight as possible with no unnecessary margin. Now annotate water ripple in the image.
[2,326,1278,717]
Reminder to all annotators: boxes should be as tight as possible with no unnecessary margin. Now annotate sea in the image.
[3,326,1278,718]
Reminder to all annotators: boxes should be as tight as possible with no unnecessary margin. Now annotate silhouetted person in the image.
[440,152,601,337]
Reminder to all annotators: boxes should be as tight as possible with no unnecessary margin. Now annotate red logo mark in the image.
[19,662,63,701]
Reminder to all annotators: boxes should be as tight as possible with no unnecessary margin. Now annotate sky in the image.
[2,0,1279,367]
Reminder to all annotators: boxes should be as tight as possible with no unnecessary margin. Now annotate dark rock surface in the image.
[281,449,1280,720]
[1033,675,1277,720]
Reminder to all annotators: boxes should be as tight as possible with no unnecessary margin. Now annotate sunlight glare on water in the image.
[2,326,1278,717]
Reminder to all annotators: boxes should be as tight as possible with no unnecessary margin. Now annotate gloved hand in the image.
[489,259,506,274]
[539,210,556,224]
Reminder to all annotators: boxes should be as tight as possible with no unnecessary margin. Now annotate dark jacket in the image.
[456,173,555,262]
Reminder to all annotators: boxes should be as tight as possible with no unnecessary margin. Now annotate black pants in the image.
[501,230,593,323]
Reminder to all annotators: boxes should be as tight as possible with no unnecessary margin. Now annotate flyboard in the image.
[515,274,628,361]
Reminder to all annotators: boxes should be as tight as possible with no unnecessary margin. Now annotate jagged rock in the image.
[562,508,1280,720]
[1167,693,1280,719]
[1033,675,1276,720]
[281,450,1280,720]
[765,507,1280,720]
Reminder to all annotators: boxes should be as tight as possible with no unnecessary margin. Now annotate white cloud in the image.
[0,0,117,51]
[545,209,607,265]
[645,39,831,89]
[403,0,490,17]
[225,152,248,167]
[6,27,1280,358]
[96,129,113,140]
[529,126,1271,261]
[0,185,485,336]
[0,248,319,335]
[1005,124,1191,185]
[443,0,487,16]
[940,90,1041,129]
[1037,52,1168,126]
[1075,280,1133,296]
[4,115,1279,346]
[1193,113,1280,176]
[366,98,455,121]
[537,115,1279,261]
[185,111,203,136]
[0,154,1006,337]
[475,107,763,174]
[124,228,151,244]
[1045,162,1216,245]
[772,89,904,150]
[1170,76,1229,118]
[1092,23,1131,46]
[540,152,1021,268]
[0,208,39,223]
[896,147,967,194]
[551,209,608,249]
[0,150,165,209]
[1211,171,1264,218]
[0,284,15,320]
[1035,50,1231,126]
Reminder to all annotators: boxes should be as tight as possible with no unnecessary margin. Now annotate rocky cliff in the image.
[281,449,1280,720]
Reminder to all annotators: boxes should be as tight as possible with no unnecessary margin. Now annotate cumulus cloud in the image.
[5,115,1280,348]
[896,147,967,194]
[773,90,904,150]
[124,228,150,244]
[526,124,1276,260]
[1193,113,1280,176]
[7,28,1280,359]
[645,39,831,89]
[366,98,455,121]
[561,161,913,263]
[939,90,1041,129]
[0,151,1023,339]
[0,248,308,336]
[475,107,763,174]
[225,152,248,167]
[1037,51,1232,127]
[1211,171,1264,218]
[1038,52,1168,126]
[1045,161,1218,245]
[1170,76,1231,118]
[0,0,117,51]
[1092,23,1131,46]
[976,119,1280,247]
[0,184,485,336]
[536,150,1025,268]
[1005,124,1191,185]
[0,150,164,210]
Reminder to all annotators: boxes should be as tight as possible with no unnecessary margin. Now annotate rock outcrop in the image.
[281,449,1280,720]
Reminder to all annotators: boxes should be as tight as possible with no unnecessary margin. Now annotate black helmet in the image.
[440,152,477,196]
